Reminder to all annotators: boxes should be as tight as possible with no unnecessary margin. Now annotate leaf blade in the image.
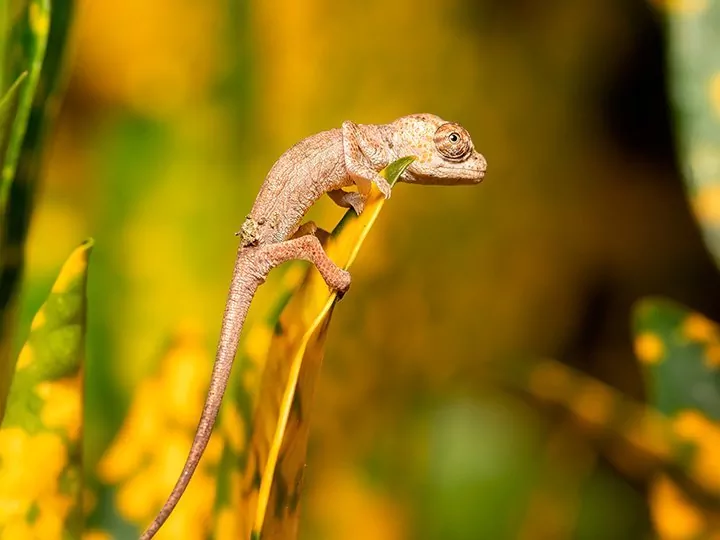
[242,157,415,539]
[0,0,76,416]
[664,1,720,264]
[632,296,720,536]
[0,239,92,539]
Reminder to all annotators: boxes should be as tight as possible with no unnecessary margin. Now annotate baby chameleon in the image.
[141,113,487,539]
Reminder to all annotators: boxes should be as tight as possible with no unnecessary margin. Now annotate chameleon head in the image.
[389,113,487,185]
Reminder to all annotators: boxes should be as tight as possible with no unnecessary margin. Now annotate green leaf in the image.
[0,239,92,539]
[0,0,52,213]
[633,297,720,419]
[632,297,720,532]
[663,1,720,264]
[0,0,76,416]
[0,72,28,171]
[384,155,415,187]
[211,157,415,540]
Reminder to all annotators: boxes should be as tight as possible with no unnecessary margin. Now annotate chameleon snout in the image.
[477,152,488,177]
[464,150,487,183]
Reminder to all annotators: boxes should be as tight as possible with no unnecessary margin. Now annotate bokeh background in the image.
[15,0,720,538]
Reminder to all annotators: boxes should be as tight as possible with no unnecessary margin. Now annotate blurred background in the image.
[15,0,720,538]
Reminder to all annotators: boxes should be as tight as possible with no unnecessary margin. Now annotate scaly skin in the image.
[140,113,487,539]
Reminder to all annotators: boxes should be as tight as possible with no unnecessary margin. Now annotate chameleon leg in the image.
[342,120,392,199]
[258,235,351,293]
[327,189,365,215]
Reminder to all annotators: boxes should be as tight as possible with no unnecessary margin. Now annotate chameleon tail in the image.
[140,249,260,539]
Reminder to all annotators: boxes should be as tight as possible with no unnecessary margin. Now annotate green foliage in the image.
[0,72,28,176]
[634,298,720,419]
[620,5,720,535]
[0,0,50,211]
[0,240,91,539]
[631,297,720,538]
[665,0,720,264]
[0,0,75,416]
[4,0,720,537]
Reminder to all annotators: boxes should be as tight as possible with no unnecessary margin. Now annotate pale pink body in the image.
[141,114,487,539]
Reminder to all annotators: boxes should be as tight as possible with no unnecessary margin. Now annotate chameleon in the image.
[140,113,487,539]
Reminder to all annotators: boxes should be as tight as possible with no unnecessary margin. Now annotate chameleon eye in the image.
[434,123,472,162]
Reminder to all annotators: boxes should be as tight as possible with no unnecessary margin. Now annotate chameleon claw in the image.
[346,193,365,215]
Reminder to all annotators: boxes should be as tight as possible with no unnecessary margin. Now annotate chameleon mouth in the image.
[439,167,485,184]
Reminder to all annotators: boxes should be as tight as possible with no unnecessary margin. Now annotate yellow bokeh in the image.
[622,408,675,463]
[158,342,213,429]
[28,1,49,37]
[672,411,720,492]
[82,531,113,540]
[15,346,33,370]
[37,374,83,442]
[650,0,708,13]
[571,378,615,427]
[215,509,239,540]
[214,469,242,540]
[526,359,575,402]
[650,475,705,540]
[635,332,665,364]
[244,325,275,368]
[97,379,163,483]
[73,0,221,118]
[115,469,163,522]
[705,344,720,368]
[96,332,223,536]
[220,402,246,454]
[33,494,73,538]
[309,465,406,540]
[682,313,719,343]
[0,429,72,536]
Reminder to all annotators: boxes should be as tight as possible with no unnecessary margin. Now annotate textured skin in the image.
[141,114,487,539]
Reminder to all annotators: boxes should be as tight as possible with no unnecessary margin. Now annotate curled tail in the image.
[141,250,260,539]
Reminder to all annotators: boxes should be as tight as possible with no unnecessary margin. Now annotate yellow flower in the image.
[215,471,242,540]
[0,429,73,536]
[682,314,719,343]
[673,411,720,491]
[650,475,705,539]
[37,374,83,442]
[98,333,224,536]
[634,332,665,364]
[221,403,246,454]
[571,378,615,427]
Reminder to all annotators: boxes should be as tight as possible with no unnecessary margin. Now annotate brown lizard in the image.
[140,113,487,539]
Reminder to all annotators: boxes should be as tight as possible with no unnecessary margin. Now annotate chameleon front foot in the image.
[330,268,351,296]
[328,189,366,215]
